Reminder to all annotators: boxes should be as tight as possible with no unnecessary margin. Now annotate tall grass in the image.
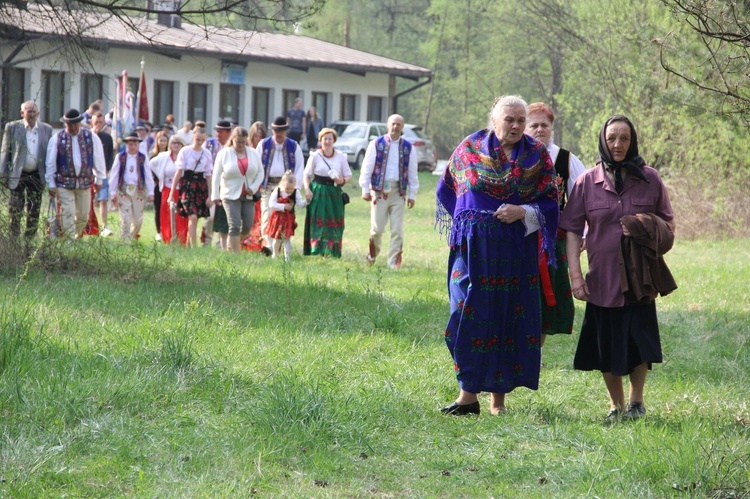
[0,172,748,497]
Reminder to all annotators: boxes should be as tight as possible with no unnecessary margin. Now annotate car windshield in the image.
[337,124,366,139]
[403,127,427,139]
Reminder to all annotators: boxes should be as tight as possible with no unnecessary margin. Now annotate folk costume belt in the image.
[313,174,334,186]
[182,170,204,180]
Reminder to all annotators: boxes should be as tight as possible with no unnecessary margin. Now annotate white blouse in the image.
[304,150,352,181]
[151,150,179,191]
[270,187,307,211]
[175,147,213,177]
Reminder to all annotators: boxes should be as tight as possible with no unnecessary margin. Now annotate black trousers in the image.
[9,170,44,239]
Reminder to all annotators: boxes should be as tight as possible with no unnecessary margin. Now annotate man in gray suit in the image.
[1,100,54,240]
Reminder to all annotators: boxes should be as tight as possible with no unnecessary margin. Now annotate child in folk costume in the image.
[109,131,155,241]
[267,170,307,260]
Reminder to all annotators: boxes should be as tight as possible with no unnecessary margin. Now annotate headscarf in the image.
[598,114,648,193]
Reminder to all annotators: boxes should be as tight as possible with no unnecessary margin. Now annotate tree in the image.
[658,0,750,123]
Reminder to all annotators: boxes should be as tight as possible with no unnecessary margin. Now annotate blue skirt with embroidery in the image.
[443,211,542,394]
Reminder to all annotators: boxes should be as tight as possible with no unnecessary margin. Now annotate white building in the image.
[0,4,431,130]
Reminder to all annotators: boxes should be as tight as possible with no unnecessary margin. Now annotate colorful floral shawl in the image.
[436,129,559,264]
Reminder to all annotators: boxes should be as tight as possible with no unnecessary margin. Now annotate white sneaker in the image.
[155,233,163,241]
[101,227,113,237]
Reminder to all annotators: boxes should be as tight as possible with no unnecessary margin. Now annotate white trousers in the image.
[57,187,91,238]
[116,188,147,241]
[369,191,405,269]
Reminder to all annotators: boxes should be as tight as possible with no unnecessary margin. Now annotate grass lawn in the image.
[1,172,748,497]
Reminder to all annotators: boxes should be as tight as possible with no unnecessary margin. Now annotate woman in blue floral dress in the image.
[436,96,559,416]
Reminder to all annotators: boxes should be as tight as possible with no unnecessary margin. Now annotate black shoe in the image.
[260,247,272,257]
[623,401,646,419]
[604,407,621,422]
[440,401,480,416]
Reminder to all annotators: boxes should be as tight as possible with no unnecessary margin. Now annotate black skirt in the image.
[574,302,662,376]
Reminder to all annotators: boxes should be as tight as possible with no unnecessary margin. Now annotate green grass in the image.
[1,172,749,497]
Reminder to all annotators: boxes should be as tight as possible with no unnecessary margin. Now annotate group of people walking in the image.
[0,101,420,267]
[437,95,676,421]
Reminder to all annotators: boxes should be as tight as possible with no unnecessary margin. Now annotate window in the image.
[42,71,67,128]
[188,83,208,123]
[154,80,175,126]
[80,74,103,112]
[1,67,26,126]
[127,77,140,99]
[367,96,384,122]
[252,87,270,125]
[219,84,240,123]
[368,125,380,141]
[312,92,329,125]
[282,89,300,115]
[340,94,357,121]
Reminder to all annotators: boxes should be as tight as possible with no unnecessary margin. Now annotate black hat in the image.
[61,108,84,124]
[271,116,289,131]
[142,121,153,130]
[124,131,142,142]
[215,120,232,130]
[135,124,146,131]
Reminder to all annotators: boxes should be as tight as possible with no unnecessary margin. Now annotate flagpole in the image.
[136,57,145,125]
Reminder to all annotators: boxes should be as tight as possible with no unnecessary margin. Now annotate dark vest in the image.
[55,129,96,189]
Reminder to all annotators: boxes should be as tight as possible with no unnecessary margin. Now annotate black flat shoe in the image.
[440,401,480,416]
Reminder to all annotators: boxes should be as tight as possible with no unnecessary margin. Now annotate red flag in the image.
[137,62,149,122]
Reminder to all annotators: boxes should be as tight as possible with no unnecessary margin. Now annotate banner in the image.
[136,59,149,123]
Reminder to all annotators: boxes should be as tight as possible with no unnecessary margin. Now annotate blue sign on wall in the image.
[221,64,245,85]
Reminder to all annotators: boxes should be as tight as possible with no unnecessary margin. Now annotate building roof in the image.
[1,4,432,80]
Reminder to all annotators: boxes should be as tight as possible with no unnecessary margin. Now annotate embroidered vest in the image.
[553,148,571,210]
[260,137,296,187]
[116,151,148,191]
[205,138,223,165]
[370,136,412,196]
[55,128,95,189]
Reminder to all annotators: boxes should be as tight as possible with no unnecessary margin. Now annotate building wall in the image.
[1,40,391,130]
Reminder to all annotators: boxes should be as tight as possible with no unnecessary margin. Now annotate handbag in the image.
[46,198,60,239]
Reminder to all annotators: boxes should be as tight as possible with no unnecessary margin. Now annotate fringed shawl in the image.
[436,129,559,265]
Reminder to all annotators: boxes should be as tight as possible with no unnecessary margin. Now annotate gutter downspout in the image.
[391,75,432,114]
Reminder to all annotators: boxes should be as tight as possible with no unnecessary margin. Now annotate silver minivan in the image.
[330,121,438,171]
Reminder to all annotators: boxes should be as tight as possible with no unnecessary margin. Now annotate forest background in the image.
[293,0,748,238]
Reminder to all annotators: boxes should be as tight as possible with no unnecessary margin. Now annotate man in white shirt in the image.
[0,100,53,241]
[45,108,106,238]
[359,114,419,270]
[109,131,155,241]
[256,116,305,255]
[175,121,193,146]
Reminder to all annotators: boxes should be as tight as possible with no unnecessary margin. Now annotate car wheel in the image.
[418,162,436,172]
[354,150,365,170]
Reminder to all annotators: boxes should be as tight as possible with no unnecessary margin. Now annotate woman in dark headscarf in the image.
[559,115,676,421]
[436,95,559,416]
